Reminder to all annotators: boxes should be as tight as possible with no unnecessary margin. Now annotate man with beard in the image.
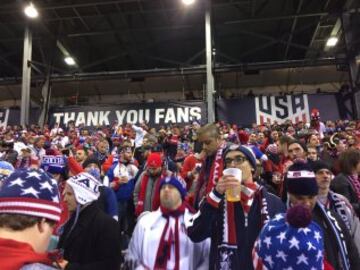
[133,152,166,216]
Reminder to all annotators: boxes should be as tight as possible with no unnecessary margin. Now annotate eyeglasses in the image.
[225,155,247,166]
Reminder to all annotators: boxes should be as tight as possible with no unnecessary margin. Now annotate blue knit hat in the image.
[159,176,187,199]
[224,144,257,170]
[0,161,14,181]
[253,205,324,270]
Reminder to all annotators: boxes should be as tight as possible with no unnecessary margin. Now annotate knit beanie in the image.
[311,160,331,174]
[82,156,101,171]
[286,161,318,196]
[253,205,324,270]
[0,168,61,221]
[223,144,257,170]
[159,176,187,199]
[147,153,162,168]
[66,172,101,205]
[0,161,14,181]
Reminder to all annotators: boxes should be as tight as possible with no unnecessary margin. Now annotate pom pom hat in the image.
[253,205,324,270]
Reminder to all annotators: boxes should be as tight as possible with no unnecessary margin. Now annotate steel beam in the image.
[20,25,32,126]
[205,0,215,123]
[0,57,346,85]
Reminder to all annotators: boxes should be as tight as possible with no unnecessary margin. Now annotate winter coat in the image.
[57,202,121,270]
[126,208,210,270]
[312,203,360,270]
[187,187,286,270]
[133,171,162,212]
[331,173,360,217]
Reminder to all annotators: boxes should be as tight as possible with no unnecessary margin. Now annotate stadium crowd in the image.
[0,108,359,269]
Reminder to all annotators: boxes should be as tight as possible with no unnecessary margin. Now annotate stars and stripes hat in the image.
[253,205,324,270]
[0,168,61,222]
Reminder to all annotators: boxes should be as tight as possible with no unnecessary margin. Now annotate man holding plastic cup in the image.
[187,144,285,270]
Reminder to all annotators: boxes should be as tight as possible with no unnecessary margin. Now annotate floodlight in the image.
[64,56,76,66]
[24,3,39,18]
[182,0,195,6]
[326,37,338,47]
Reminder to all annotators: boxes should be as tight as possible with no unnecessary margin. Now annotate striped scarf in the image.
[219,184,270,269]
[348,174,360,201]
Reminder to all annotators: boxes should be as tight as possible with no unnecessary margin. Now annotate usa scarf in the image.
[328,191,352,230]
[219,184,270,269]
[317,203,350,270]
[154,203,187,270]
[196,143,226,206]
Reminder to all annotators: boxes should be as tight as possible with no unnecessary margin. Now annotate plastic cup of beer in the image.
[223,168,242,202]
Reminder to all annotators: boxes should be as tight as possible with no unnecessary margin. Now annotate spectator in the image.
[0,169,61,270]
[331,149,360,217]
[187,144,285,270]
[58,172,121,270]
[126,176,210,269]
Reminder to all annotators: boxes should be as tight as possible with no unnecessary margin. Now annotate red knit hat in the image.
[147,153,162,168]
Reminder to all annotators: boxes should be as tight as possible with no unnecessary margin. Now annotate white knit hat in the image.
[66,172,102,205]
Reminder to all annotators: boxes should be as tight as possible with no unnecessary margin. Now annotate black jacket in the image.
[331,173,360,217]
[187,187,286,270]
[58,202,121,270]
[312,203,360,270]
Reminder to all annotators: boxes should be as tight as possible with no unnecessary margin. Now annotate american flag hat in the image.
[0,168,61,222]
[253,205,324,270]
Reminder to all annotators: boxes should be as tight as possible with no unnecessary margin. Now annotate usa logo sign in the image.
[255,94,310,125]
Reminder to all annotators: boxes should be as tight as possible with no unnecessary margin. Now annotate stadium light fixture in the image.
[326,36,338,47]
[64,56,76,66]
[24,2,39,18]
[182,0,195,6]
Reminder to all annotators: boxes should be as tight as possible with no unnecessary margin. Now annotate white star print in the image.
[26,171,42,179]
[307,241,316,251]
[289,236,300,250]
[264,255,274,268]
[296,253,308,265]
[276,231,286,244]
[40,181,53,192]
[51,195,59,203]
[314,231,322,243]
[8,178,25,187]
[274,214,283,221]
[267,225,275,231]
[263,236,272,249]
[50,178,58,185]
[298,227,311,235]
[276,250,287,262]
[316,250,323,261]
[21,187,40,198]
[283,267,293,270]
